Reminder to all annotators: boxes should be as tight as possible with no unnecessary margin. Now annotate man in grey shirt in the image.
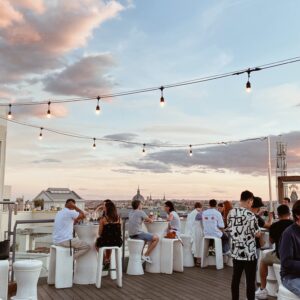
[128,200,159,263]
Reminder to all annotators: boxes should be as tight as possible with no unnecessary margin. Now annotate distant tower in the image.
[276,141,288,198]
[163,194,166,201]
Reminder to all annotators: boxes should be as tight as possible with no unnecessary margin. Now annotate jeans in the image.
[282,275,300,297]
[221,233,230,253]
[231,259,257,300]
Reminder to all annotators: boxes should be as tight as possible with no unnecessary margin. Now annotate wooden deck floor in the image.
[37,266,276,300]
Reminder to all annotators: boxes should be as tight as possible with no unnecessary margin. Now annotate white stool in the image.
[224,255,233,267]
[180,234,194,267]
[266,265,278,297]
[201,236,223,270]
[95,247,122,288]
[127,239,144,275]
[145,238,161,273]
[0,260,9,300]
[48,245,73,288]
[13,260,42,300]
[273,264,300,300]
[161,238,184,274]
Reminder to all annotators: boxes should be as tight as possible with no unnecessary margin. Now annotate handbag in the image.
[164,231,176,239]
[0,240,10,260]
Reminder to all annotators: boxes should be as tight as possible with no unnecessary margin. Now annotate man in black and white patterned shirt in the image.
[227,190,260,300]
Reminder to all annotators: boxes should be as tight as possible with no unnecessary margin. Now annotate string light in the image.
[160,86,165,107]
[8,104,12,119]
[189,144,193,157]
[246,69,251,93]
[142,143,146,155]
[39,127,43,140]
[95,96,101,115]
[47,101,51,118]
[93,138,96,149]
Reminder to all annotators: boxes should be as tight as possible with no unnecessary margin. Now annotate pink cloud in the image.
[10,0,45,14]
[0,1,23,28]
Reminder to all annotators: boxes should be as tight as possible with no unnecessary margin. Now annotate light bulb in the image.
[246,80,251,93]
[39,128,43,140]
[189,145,193,157]
[93,138,96,149]
[47,101,51,118]
[142,144,146,156]
[160,86,165,107]
[8,104,12,119]
[96,96,101,115]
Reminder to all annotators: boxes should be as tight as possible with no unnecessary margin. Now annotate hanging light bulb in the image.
[8,104,12,119]
[93,138,96,149]
[142,143,146,156]
[246,69,251,93]
[39,127,43,140]
[47,101,51,118]
[160,86,165,107]
[189,144,193,157]
[95,96,101,115]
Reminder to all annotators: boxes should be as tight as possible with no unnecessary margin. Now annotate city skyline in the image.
[2,1,300,200]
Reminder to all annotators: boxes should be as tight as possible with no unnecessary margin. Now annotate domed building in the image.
[132,187,145,202]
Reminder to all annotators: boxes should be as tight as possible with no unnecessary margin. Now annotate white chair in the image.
[180,234,194,267]
[13,260,42,300]
[126,239,144,275]
[201,236,223,270]
[145,238,161,273]
[0,260,9,300]
[95,246,122,288]
[273,264,300,300]
[160,238,183,274]
[48,245,73,288]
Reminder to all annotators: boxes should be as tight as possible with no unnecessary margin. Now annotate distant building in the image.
[132,187,145,202]
[32,188,85,210]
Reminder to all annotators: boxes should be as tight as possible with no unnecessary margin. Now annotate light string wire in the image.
[0,56,300,107]
[0,115,268,149]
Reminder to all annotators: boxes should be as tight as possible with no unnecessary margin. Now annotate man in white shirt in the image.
[53,199,90,259]
[202,199,229,254]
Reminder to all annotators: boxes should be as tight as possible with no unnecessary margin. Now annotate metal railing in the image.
[11,219,54,281]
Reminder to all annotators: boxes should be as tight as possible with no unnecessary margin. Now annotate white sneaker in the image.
[142,255,152,264]
[255,288,268,299]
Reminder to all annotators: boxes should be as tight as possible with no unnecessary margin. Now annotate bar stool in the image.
[127,239,144,275]
[95,246,122,288]
[160,238,183,274]
[145,238,161,273]
[0,260,9,300]
[48,245,73,288]
[273,264,300,300]
[180,234,194,267]
[201,236,223,270]
[13,260,42,300]
[266,265,278,297]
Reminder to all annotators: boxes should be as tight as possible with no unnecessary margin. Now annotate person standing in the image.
[227,190,260,300]
[279,200,300,297]
[53,199,90,259]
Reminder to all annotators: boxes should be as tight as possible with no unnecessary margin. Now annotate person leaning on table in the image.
[279,200,300,297]
[53,199,90,259]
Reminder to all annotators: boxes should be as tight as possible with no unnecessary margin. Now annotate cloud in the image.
[103,133,138,141]
[31,158,61,164]
[119,131,300,176]
[0,0,124,83]
[43,54,116,97]
[143,125,223,135]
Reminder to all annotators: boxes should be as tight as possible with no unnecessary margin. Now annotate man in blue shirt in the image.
[279,200,300,297]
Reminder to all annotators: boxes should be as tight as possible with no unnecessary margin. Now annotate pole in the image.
[267,136,273,212]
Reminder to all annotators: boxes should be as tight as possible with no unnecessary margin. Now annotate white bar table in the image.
[144,221,168,273]
[73,224,98,284]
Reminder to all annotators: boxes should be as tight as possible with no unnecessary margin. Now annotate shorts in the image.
[261,250,280,265]
[130,232,153,242]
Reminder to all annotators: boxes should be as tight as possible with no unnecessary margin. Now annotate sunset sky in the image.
[2,0,300,201]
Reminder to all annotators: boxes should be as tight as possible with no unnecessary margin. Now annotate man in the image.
[217,202,224,215]
[279,200,300,297]
[227,190,260,300]
[250,196,273,251]
[255,205,293,299]
[282,197,291,207]
[185,202,202,236]
[53,199,90,259]
[128,199,159,263]
[202,199,229,254]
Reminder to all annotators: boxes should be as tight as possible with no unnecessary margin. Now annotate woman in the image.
[223,200,233,228]
[164,201,181,236]
[95,200,122,270]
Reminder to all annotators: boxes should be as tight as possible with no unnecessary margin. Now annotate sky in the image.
[1,0,300,201]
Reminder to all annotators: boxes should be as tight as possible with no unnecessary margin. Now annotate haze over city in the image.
[2,0,300,201]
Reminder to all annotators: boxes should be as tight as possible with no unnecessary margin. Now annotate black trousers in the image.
[231,259,257,300]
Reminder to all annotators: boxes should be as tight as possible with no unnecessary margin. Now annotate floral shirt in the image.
[227,207,259,261]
